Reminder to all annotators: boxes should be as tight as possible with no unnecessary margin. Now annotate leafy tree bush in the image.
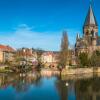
[79,50,100,67]
[78,52,89,67]
[90,50,100,67]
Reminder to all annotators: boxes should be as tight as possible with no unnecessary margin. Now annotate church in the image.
[75,2,100,57]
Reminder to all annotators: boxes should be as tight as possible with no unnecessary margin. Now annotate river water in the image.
[0,72,100,100]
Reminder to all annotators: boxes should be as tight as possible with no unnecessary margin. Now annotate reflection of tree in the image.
[33,72,42,87]
[55,77,68,100]
[13,76,29,92]
[0,74,18,89]
[0,72,42,92]
[0,74,28,92]
[92,77,100,92]
[75,77,100,100]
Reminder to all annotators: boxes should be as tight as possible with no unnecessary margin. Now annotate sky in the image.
[0,0,100,51]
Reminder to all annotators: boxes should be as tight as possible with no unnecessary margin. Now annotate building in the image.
[75,2,100,57]
[41,52,55,63]
[16,48,37,64]
[41,51,59,66]
[69,50,77,66]
[0,44,15,63]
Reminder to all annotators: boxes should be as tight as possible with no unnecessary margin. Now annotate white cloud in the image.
[0,24,80,51]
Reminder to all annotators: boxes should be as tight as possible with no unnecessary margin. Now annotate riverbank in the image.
[61,67,100,76]
[61,73,100,81]
[1,66,100,77]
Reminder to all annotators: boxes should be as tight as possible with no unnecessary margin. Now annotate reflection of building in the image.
[75,78,100,100]
[0,44,15,63]
[75,2,100,56]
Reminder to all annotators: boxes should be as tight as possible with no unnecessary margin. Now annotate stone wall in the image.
[61,68,94,76]
[96,67,100,73]
[41,69,60,77]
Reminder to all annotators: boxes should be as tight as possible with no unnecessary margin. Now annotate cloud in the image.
[0,24,80,51]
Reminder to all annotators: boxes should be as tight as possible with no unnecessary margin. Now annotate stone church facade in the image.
[75,3,100,57]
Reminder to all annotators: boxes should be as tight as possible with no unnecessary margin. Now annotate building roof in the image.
[0,45,15,52]
[84,4,98,27]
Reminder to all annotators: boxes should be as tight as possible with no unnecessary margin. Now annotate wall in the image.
[61,68,94,76]
[0,51,3,63]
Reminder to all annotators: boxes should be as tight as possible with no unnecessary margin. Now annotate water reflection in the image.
[0,72,42,92]
[0,73,100,100]
[75,77,100,100]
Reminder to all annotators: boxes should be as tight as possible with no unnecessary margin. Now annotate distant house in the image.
[41,52,59,65]
[16,48,37,64]
[0,44,15,63]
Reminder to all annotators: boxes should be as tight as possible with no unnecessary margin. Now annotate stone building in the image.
[0,44,15,63]
[41,51,59,67]
[75,3,100,56]
[41,52,56,63]
[16,48,37,63]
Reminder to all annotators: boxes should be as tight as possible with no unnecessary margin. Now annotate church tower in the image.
[75,0,99,57]
[83,2,98,39]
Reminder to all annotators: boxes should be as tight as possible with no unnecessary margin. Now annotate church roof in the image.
[84,4,98,27]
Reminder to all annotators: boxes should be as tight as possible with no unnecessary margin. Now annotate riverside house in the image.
[0,44,15,63]
[16,48,37,65]
[41,51,59,67]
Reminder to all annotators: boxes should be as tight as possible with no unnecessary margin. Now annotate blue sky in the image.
[0,0,100,51]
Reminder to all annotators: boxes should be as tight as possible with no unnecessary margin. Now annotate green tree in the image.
[59,31,69,69]
[90,50,100,67]
[79,52,89,67]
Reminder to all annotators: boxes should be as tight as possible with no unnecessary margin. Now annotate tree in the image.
[58,31,69,69]
[32,48,44,64]
[90,50,100,67]
[78,52,89,67]
[35,48,44,70]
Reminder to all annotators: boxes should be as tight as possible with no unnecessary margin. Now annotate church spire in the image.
[84,0,98,27]
[83,0,98,37]
[76,33,80,40]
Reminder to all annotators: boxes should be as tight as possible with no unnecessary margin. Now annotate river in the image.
[0,72,99,100]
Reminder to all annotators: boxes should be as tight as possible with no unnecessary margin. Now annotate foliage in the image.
[35,48,44,70]
[78,50,100,67]
[78,52,89,67]
[89,50,100,67]
[36,48,44,63]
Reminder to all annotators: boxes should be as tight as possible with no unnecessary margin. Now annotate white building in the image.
[41,52,55,64]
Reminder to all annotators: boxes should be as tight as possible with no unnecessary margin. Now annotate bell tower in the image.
[83,1,98,38]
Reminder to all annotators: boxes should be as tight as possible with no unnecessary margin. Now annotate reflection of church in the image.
[75,78,100,100]
[75,2,100,56]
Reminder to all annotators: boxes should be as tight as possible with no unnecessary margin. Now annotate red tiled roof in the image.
[0,45,15,52]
